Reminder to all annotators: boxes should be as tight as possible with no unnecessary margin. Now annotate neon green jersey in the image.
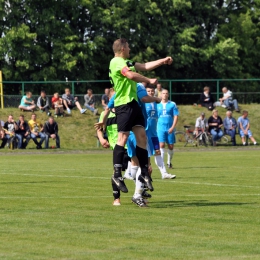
[99,111,118,150]
[109,57,137,107]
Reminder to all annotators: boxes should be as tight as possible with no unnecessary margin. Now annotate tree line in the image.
[0,0,259,96]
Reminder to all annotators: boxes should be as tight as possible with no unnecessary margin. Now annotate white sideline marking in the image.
[0,172,259,189]
[0,194,259,199]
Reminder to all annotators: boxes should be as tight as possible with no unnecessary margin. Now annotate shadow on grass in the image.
[152,200,255,208]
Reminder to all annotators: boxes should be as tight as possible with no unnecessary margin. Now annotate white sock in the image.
[167,149,174,165]
[124,161,132,177]
[160,148,165,162]
[133,168,143,199]
[131,165,139,180]
[254,142,257,145]
[155,155,167,176]
[243,142,246,145]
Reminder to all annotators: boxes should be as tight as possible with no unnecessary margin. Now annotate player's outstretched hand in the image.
[149,78,158,85]
[94,122,104,131]
[163,57,173,65]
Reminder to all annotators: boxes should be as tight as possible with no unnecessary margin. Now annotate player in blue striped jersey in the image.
[157,89,179,169]
[144,84,176,179]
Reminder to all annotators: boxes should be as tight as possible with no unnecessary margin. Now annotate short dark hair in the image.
[20,115,24,118]
[41,90,46,94]
[112,38,128,54]
[242,110,248,115]
[145,83,156,89]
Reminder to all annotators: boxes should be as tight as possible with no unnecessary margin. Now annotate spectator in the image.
[44,116,60,149]
[62,88,87,115]
[223,111,237,146]
[219,87,240,112]
[18,92,36,112]
[3,115,18,148]
[200,86,215,110]
[208,109,224,146]
[37,90,51,116]
[101,88,110,109]
[84,89,98,115]
[16,115,31,149]
[52,93,64,117]
[195,112,208,136]
[28,113,46,149]
[237,110,257,145]
[154,83,163,98]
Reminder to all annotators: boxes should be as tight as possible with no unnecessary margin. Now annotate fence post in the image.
[216,80,220,100]
[72,81,75,95]
[22,82,25,96]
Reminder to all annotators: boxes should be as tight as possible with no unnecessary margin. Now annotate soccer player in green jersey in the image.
[109,38,173,194]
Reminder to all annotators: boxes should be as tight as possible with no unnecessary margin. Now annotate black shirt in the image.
[208,116,223,131]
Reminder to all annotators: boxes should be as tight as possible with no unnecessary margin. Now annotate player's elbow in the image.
[125,71,135,80]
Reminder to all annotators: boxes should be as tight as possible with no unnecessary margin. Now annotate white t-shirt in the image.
[195,117,208,130]
[224,90,233,100]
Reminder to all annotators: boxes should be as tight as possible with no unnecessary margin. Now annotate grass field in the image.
[1,150,260,259]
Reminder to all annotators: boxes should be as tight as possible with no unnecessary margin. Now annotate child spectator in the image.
[237,110,257,145]
[62,88,86,114]
[37,90,51,116]
[52,93,64,117]
[84,89,98,115]
[18,92,36,112]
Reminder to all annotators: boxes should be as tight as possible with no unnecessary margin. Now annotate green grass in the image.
[0,104,260,150]
[0,150,260,259]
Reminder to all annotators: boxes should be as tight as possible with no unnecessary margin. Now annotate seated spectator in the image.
[200,86,215,110]
[84,89,98,115]
[154,83,163,98]
[195,112,208,136]
[37,90,51,116]
[219,87,240,112]
[237,110,257,145]
[62,88,87,115]
[208,109,224,146]
[18,91,36,112]
[28,113,46,149]
[0,120,5,148]
[44,116,60,149]
[16,115,31,149]
[101,88,110,109]
[223,111,237,146]
[3,115,18,149]
[52,93,64,117]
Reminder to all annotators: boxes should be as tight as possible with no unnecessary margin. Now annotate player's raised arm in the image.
[124,71,158,85]
[134,57,173,72]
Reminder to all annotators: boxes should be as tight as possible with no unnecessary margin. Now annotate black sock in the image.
[111,178,120,200]
[113,144,125,178]
[136,146,148,176]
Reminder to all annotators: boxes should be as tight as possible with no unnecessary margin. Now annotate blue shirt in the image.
[145,102,158,135]
[237,116,250,130]
[157,101,179,129]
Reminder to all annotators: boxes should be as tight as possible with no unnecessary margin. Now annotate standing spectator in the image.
[223,111,237,146]
[44,116,60,149]
[52,93,64,117]
[219,87,240,112]
[237,110,257,145]
[208,109,224,146]
[195,112,208,136]
[84,89,98,115]
[157,89,179,169]
[37,90,51,116]
[16,115,31,149]
[28,113,46,149]
[62,88,87,114]
[154,83,163,98]
[200,86,215,110]
[18,92,36,112]
[3,115,18,148]
[101,88,110,109]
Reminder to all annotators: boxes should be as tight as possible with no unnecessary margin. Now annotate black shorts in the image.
[115,99,145,132]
